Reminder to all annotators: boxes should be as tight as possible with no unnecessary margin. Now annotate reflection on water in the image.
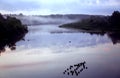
[84,32,120,45]
[107,32,120,44]
[16,25,112,49]
[0,24,120,54]
[0,25,120,78]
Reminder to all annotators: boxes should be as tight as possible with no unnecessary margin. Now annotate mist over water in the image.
[14,15,80,25]
[0,21,120,78]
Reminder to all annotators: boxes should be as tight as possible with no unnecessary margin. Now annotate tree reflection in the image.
[107,32,120,44]
[89,32,120,45]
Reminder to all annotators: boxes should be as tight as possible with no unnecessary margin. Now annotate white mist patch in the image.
[15,15,78,25]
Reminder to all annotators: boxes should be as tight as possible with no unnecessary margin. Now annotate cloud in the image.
[0,0,40,11]
[0,0,120,15]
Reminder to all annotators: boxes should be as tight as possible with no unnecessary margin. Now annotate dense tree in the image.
[109,11,120,28]
[0,14,28,53]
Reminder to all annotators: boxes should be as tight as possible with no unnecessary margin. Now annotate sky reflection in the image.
[0,25,120,78]
[0,43,120,78]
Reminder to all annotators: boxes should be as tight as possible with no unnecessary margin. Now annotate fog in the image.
[0,14,120,78]
[14,15,76,26]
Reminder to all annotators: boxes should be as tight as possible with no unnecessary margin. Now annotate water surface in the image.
[0,24,120,78]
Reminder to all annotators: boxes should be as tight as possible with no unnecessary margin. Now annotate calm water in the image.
[0,24,120,78]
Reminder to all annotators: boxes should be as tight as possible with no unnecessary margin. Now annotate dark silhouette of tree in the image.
[109,11,120,29]
[0,13,28,54]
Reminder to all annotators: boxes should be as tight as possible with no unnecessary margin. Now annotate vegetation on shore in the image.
[59,11,120,44]
[0,13,28,53]
[59,11,120,33]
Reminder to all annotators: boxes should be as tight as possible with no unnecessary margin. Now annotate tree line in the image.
[59,11,120,32]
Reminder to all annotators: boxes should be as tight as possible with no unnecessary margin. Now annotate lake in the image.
[0,24,120,78]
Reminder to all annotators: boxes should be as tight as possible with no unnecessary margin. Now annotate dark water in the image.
[0,25,120,78]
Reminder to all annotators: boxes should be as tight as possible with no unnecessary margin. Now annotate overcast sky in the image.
[0,0,120,15]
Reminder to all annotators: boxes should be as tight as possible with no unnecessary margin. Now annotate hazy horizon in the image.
[2,13,110,16]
